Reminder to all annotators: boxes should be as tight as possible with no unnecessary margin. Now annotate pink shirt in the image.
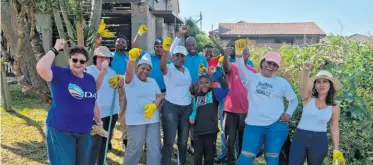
[224,63,256,114]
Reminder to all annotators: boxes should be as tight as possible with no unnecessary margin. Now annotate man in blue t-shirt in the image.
[138,37,171,92]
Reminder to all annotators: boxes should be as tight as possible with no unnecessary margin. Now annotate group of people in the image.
[36,24,346,165]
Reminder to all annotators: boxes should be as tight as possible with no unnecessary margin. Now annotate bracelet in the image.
[97,122,103,126]
[50,47,59,56]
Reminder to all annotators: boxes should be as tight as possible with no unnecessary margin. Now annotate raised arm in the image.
[209,32,224,56]
[94,61,109,91]
[300,61,313,101]
[170,25,188,54]
[222,48,232,74]
[125,48,142,84]
[235,39,254,84]
[36,39,66,82]
[131,25,147,48]
[161,36,173,75]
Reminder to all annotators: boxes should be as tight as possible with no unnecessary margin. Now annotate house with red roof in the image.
[214,21,326,47]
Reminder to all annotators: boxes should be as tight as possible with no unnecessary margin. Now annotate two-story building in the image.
[101,0,183,51]
[213,21,326,47]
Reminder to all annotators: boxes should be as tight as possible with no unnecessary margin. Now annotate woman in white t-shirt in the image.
[289,62,345,165]
[86,46,123,165]
[234,40,299,165]
[123,48,164,165]
[160,36,193,165]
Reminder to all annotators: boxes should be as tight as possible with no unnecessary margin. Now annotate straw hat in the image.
[94,46,113,58]
[309,70,342,91]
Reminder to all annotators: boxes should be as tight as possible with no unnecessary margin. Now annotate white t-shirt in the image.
[86,65,120,118]
[125,76,161,125]
[236,58,297,126]
[164,64,192,105]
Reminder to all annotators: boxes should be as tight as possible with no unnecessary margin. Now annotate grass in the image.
[1,85,265,165]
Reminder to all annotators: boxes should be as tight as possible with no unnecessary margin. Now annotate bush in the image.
[249,35,373,164]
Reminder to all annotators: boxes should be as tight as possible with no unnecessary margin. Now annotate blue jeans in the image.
[46,126,90,165]
[289,129,328,165]
[237,121,289,165]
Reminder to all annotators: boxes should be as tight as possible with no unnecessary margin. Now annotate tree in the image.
[1,0,51,102]
[184,17,202,38]
[1,41,13,112]
[1,0,106,103]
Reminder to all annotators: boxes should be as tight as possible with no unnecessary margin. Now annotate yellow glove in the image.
[144,103,157,119]
[129,48,142,61]
[137,24,148,36]
[235,39,250,55]
[199,63,207,73]
[90,125,108,137]
[218,56,224,66]
[163,36,173,51]
[333,150,346,165]
[109,75,122,88]
[98,19,115,38]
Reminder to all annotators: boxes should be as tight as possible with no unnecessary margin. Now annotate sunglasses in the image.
[71,58,86,64]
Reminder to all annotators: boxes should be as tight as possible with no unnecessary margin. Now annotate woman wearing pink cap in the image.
[234,40,299,165]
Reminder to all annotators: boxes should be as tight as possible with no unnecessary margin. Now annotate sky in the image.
[179,0,373,36]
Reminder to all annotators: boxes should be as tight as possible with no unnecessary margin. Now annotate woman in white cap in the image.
[160,36,193,165]
[86,46,123,165]
[123,48,164,165]
[234,40,298,165]
[289,62,345,165]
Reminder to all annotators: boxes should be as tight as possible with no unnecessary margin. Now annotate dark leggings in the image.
[223,111,247,162]
[161,100,192,165]
[87,114,118,165]
[193,134,216,165]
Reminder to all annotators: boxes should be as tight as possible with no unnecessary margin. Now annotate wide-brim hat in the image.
[94,46,113,58]
[309,70,342,91]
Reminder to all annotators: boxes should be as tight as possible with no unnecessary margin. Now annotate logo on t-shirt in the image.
[68,83,96,99]
[256,82,274,97]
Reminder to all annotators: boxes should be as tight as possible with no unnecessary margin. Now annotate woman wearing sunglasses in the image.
[289,62,345,165]
[234,39,299,165]
[36,39,103,165]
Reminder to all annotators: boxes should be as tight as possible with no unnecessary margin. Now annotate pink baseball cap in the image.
[262,52,281,66]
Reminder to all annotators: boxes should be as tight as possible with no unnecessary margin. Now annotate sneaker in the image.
[187,145,194,155]
[214,153,227,163]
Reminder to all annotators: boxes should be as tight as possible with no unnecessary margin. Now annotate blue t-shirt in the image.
[111,51,129,75]
[111,51,146,75]
[184,53,208,84]
[148,53,171,91]
[46,66,97,133]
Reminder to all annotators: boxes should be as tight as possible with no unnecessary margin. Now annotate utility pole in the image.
[195,11,203,30]
[200,11,202,30]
